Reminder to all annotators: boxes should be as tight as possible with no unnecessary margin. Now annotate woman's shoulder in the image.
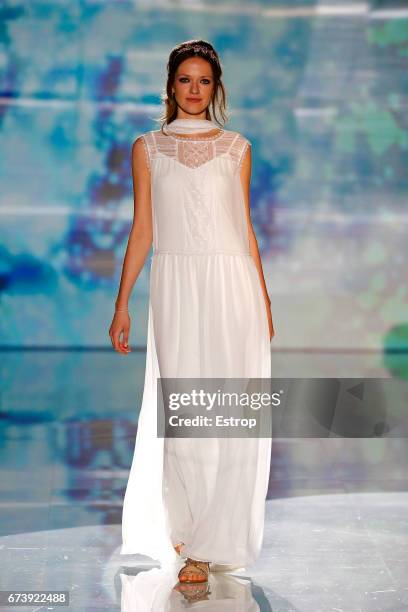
[132,131,159,160]
[223,129,251,147]
[133,129,170,150]
[131,133,151,158]
[133,131,153,145]
[222,129,252,157]
[219,130,251,170]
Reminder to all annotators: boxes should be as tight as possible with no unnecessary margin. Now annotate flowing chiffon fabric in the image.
[120,123,272,568]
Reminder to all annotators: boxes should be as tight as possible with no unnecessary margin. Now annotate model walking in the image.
[109,39,275,586]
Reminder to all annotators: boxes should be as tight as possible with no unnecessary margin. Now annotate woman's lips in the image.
[186,98,201,102]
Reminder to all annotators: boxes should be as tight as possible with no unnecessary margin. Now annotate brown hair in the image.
[157,39,228,134]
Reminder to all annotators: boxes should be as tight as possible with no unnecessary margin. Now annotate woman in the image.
[109,39,275,586]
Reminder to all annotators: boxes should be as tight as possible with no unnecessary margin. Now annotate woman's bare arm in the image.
[109,136,152,353]
[240,144,275,340]
[115,136,152,309]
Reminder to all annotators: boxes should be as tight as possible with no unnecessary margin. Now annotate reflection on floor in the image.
[0,349,407,610]
[1,493,407,610]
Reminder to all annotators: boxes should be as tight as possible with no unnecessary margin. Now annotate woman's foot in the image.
[178,557,210,583]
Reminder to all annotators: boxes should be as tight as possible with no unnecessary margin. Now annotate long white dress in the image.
[120,124,272,569]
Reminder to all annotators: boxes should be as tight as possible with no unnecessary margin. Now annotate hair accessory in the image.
[174,43,218,64]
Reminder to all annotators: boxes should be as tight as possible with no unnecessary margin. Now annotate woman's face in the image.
[172,57,215,118]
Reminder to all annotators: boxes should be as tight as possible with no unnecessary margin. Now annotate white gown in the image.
[120,124,272,568]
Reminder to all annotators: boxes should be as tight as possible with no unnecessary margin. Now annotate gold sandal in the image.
[178,557,210,583]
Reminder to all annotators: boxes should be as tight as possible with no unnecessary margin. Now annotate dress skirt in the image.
[121,252,272,568]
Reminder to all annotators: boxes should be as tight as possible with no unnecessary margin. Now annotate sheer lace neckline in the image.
[143,129,250,171]
[166,128,225,142]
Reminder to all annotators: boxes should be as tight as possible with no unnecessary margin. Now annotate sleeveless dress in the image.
[120,127,272,568]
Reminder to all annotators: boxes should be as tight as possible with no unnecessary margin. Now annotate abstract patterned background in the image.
[0,0,407,349]
[0,5,407,589]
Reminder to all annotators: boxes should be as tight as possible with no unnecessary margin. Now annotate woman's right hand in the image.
[109,311,131,355]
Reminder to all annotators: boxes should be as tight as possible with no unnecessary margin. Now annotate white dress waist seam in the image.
[152,250,252,256]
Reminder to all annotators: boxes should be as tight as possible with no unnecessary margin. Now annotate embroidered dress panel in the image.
[142,129,250,171]
[141,130,252,255]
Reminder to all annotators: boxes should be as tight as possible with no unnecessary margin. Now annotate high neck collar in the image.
[163,118,222,135]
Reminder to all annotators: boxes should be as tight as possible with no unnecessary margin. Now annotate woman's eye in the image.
[178,78,211,84]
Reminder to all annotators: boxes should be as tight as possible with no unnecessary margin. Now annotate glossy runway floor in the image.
[1,491,408,610]
[1,349,407,610]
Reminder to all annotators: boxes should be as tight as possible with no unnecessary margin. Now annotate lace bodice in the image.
[141,128,250,171]
[139,128,252,255]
